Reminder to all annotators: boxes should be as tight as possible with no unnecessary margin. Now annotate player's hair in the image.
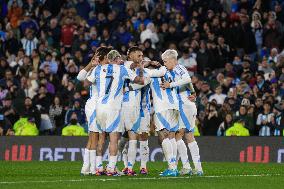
[107,50,121,61]
[161,49,178,60]
[96,46,112,61]
[127,46,142,57]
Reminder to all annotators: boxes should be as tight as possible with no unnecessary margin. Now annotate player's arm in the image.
[127,77,151,91]
[166,76,196,97]
[160,71,192,89]
[160,69,196,101]
[77,56,98,81]
[77,69,88,81]
[123,65,145,85]
[187,82,196,101]
[130,63,165,89]
[133,67,145,85]
[144,66,167,78]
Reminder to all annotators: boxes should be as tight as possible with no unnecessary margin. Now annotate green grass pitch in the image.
[0,162,283,189]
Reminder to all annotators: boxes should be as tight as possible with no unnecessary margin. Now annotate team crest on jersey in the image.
[103,69,106,72]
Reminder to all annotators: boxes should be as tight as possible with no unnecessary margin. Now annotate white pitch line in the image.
[0,174,282,185]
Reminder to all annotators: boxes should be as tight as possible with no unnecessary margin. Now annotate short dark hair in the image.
[127,46,142,57]
[96,46,112,61]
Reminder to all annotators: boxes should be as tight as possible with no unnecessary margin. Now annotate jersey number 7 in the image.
[105,75,114,94]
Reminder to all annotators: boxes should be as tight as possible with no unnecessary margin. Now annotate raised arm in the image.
[77,56,98,81]
[77,69,88,81]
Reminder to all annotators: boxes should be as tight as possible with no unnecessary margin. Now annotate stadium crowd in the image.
[0,0,284,137]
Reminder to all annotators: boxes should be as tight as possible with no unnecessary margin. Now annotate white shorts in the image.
[96,108,122,133]
[138,109,150,134]
[179,101,197,132]
[154,109,179,132]
[85,99,99,132]
[121,106,141,133]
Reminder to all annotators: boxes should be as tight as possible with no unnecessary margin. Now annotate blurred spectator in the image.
[49,96,65,135]
[256,101,275,136]
[115,24,133,46]
[225,121,250,136]
[235,105,255,135]
[252,19,263,55]
[21,29,38,56]
[217,113,233,136]
[140,22,159,49]
[13,116,38,136]
[196,40,209,75]
[19,12,39,36]
[209,85,227,105]
[178,47,197,76]
[133,8,151,31]
[7,0,23,29]
[46,18,61,48]
[202,102,222,136]
[33,85,52,114]
[62,112,87,136]
[99,28,115,47]
[4,30,21,56]
[75,0,91,21]
[0,101,13,136]
[61,17,75,50]
[24,71,38,98]
[0,69,19,88]
[19,97,40,128]
[0,94,18,125]
[273,102,284,136]
[64,99,85,126]
[39,52,58,74]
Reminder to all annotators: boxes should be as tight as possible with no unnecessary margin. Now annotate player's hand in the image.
[130,63,137,70]
[91,56,99,66]
[138,62,144,69]
[160,82,170,89]
[188,93,196,102]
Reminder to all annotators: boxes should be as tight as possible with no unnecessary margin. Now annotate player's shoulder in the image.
[112,64,123,70]
[174,64,187,75]
[124,61,134,69]
[174,64,186,71]
[117,64,129,73]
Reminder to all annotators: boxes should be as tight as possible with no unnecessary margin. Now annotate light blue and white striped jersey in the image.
[150,71,179,113]
[256,113,274,136]
[274,115,282,136]
[86,70,98,100]
[170,64,192,105]
[87,64,137,110]
[140,84,151,116]
[122,64,167,111]
[122,61,143,109]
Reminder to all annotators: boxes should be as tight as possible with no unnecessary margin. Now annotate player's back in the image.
[92,64,129,110]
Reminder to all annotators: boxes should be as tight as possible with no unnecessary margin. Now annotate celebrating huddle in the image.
[77,46,203,177]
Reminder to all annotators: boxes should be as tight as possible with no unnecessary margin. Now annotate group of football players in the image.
[77,46,203,177]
